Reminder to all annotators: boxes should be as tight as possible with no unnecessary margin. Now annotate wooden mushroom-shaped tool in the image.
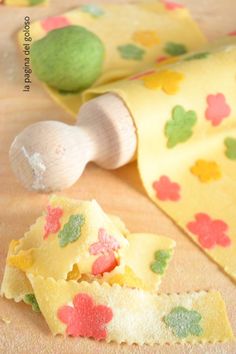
[9,94,137,192]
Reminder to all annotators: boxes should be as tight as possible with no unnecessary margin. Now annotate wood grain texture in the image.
[0,1,236,353]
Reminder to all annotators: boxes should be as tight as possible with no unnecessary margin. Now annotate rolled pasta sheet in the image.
[18,1,206,114]
[83,38,236,282]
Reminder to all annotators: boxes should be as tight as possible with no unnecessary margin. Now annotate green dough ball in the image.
[31,25,105,92]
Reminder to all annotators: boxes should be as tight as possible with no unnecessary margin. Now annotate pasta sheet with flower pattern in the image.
[83,37,236,282]
[1,195,234,344]
[17,1,236,283]
[17,1,206,115]
[3,0,235,346]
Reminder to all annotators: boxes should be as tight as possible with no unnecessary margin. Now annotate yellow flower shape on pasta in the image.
[108,266,146,289]
[191,160,221,182]
[143,70,184,94]
[8,250,34,271]
[133,30,160,48]
[67,264,81,281]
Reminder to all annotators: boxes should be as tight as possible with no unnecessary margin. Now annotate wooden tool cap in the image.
[9,93,137,192]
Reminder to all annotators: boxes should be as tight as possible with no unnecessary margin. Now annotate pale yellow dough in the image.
[1,196,175,301]
[1,196,233,344]
[83,39,236,283]
[17,1,206,115]
[28,276,234,345]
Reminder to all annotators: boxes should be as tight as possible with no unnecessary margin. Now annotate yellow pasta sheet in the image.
[1,196,234,345]
[1,195,175,301]
[29,276,234,345]
[83,38,236,283]
[17,1,206,115]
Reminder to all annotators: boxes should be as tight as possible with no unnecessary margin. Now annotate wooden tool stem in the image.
[77,93,137,169]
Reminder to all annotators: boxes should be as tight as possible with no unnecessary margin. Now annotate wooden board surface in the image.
[0,1,236,353]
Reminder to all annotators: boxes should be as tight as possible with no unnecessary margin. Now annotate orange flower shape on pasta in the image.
[143,70,184,94]
[133,30,160,47]
[191,160,221,182]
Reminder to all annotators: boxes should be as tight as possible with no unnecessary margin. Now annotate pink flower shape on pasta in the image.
[187,213,231,249]
[92,251,118,275]
[41,16,70,32]
[228,30,236,36]
[89,228,120,255]
[58,293,113,340]
[205,93,231,126]
[44,205,63,239]
[153,176,181,201]
[161,0,184,10]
